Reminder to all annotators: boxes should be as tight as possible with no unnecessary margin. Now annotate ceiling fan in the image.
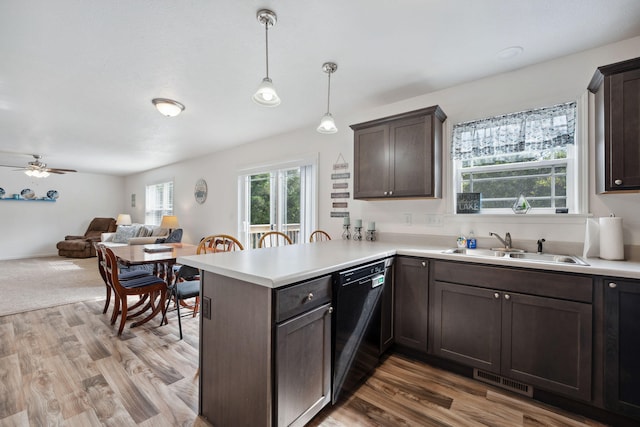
[0,154,77,177]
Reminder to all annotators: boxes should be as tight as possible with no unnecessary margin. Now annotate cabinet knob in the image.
[328,306,333,314]
[504,294,511,300]
[609,282,617,289]
[421,261,426,267]
[614,179,623,186]
[383,191,388,195]
[389,191,393,196]
[494,292,500,299]
[306,292,314,301]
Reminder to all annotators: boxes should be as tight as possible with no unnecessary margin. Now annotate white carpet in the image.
[0,256,106,317]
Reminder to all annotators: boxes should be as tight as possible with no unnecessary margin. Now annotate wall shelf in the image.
[0,198,56,202]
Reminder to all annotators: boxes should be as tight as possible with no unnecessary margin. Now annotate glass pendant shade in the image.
[317,113,338,134]
[252,77,281,106]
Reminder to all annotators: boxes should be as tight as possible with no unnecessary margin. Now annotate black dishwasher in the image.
[332,257,392,404]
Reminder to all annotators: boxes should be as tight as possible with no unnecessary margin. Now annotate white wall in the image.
[123,36,640,251]
[5,39,638,261]
[0,168,124,260]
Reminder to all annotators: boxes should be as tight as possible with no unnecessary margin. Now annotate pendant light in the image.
[317,62,338,134]
[253,9,280,107]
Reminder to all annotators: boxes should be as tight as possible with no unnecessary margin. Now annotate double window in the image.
[452,102,578,214]
[145,181,173,225]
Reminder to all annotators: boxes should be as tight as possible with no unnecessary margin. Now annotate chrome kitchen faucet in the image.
[490,232,512,250]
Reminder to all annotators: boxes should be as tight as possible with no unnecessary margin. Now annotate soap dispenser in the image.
[467,231,477,249]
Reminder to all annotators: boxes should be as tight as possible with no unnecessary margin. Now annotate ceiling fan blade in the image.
[47,168,77,173]
[0,164,26,169]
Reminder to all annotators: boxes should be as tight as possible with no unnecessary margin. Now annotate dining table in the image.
[108,242,198,328]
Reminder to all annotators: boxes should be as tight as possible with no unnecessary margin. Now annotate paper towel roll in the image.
[599,216,624,260]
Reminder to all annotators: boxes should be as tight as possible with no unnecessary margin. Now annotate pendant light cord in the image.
[264,22,270,79]
[326,71,331,114]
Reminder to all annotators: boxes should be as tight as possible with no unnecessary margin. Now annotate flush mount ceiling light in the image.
[252,9,281,107]
[317,62,338,134]
[496,46,524,60]
[152,98,185,117]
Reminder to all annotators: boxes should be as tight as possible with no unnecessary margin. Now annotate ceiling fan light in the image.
[252,78,281,106]
[317,113,338,134]
[24,170,33,177]
[152,98,185,117]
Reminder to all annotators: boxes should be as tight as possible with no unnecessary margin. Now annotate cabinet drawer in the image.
[433,260,592,303]
[275,275,332,322]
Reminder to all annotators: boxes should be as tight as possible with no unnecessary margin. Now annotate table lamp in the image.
[116,214,132,226]
[160,215,180,233]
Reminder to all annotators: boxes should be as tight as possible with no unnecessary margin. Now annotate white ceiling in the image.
[1,0,640,176]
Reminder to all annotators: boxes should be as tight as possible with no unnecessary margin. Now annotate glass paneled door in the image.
[241,167,308,249]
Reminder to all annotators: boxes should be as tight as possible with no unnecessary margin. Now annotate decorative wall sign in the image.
[331,172,350,180]
[331,192,350,198]
[456,192,481,214]
[131,194,136,208]
[331,153,350,218]
[333,159,348,170]
[330,211,350,218]
[194,178,208,204]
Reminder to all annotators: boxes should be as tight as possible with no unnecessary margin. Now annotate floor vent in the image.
[473,369,534,397]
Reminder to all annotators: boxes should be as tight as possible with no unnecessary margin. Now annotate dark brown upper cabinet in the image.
[588,56,640,193]
[351,106,446,199]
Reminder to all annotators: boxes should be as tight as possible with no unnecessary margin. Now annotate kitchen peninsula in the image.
[179,238,640,426]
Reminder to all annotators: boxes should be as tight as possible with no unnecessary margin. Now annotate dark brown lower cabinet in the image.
[276,303,332,427]
[394,257,429,353]
[501,291,592,401]
[431,281,501,371]
[430,261,593,401]
[199,272,332,427]
[604,278,640,420]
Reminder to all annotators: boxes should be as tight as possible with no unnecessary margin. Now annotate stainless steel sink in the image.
[506,252,589,265]
[442,248,588,266]
[443,248,506,257]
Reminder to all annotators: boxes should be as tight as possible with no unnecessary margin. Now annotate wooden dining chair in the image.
[96,243,153,316]
[103,247,168,335]
[198,234,244,253]
[258,231,292,248]
[309,230,331,242]
[162,234,244,339]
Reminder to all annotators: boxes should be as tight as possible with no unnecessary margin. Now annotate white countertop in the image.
[178,239,640,288]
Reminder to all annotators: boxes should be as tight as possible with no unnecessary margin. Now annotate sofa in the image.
[57,217,117,258]
[101,223,170,246]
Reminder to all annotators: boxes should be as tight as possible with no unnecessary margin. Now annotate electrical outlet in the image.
[202,296,211,320]
[425,214,443,227]
[404,213,412,226]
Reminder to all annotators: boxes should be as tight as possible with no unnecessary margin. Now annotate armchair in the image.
[57,217,117,258]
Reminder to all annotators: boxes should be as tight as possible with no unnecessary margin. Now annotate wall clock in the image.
[194,178,208,204]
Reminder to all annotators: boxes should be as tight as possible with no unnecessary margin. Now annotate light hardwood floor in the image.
[0,299,610,427]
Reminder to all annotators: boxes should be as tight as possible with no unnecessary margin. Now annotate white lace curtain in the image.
[452,102,576,160]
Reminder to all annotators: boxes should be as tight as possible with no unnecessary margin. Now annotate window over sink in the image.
[452,101,584,214]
